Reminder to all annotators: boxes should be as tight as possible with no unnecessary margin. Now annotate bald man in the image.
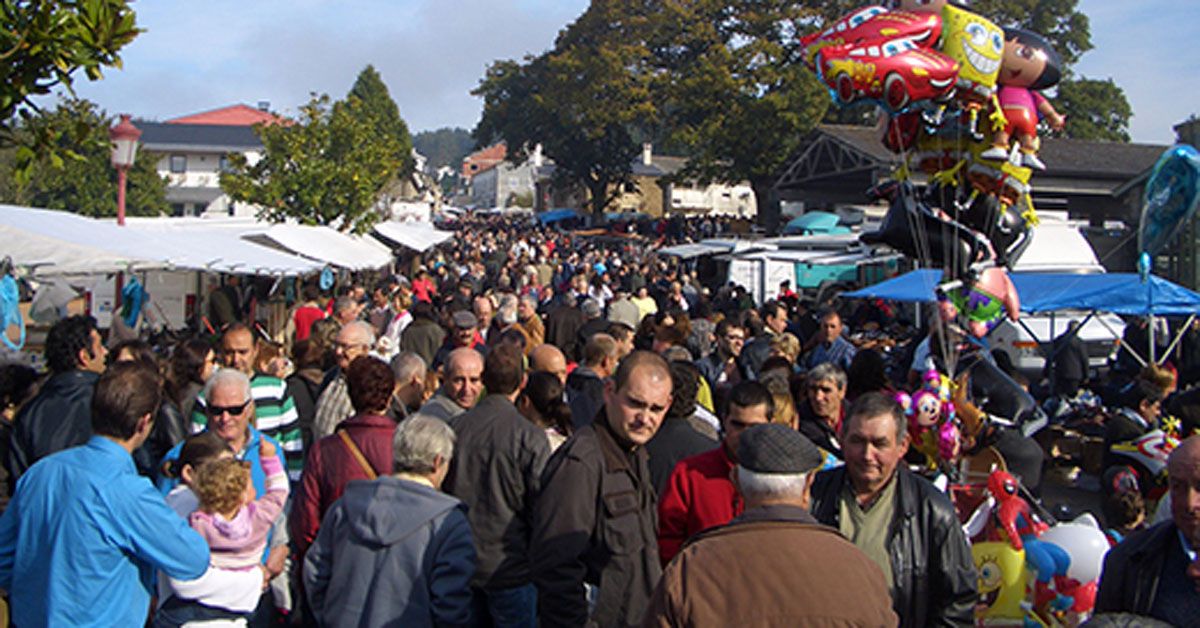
[417,348,484,422]
[529,344,568,387]
[1097,435,1200,623]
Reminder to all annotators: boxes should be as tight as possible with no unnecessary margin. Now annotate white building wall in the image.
[669,181,756,218]
[153,149,262,217]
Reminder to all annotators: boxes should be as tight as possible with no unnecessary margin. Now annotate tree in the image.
[220,93,408,234]
[807,1,1131,143]
[348,65,415,177]
[649,0,830,230]
[1,1,141,178]
[1054,77,1132,142]
[474,0,657,216]
[413,127,474,169]
[0,97,167,217]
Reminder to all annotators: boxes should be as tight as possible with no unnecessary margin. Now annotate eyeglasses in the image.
[206,400,250,417]
[333,341,368,352]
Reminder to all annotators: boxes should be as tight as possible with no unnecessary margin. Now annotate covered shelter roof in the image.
[845,269,1200,316]
[774,125,1169,224]
[254,224,393,271]
[372,221,455,252]
[0,206,324,276]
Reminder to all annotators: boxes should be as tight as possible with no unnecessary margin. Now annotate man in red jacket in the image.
[657,380,773,564]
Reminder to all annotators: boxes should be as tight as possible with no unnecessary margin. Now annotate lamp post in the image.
[109,114,140,313]
[109,114,141,226]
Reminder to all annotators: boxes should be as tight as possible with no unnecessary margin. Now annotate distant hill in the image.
[413,127,475,170]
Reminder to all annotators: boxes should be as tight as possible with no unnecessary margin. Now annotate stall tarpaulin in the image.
[258,224,394,270]
[123,220,324,276]
[0,204,177,275]
[844,270,1200,316]
[372,221,455,252]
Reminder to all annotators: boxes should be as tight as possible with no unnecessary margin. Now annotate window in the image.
[169,154,187,173]
[171,203,186,217]
[219,155,232,173]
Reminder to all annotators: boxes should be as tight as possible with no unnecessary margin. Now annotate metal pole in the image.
[116,167,127,226]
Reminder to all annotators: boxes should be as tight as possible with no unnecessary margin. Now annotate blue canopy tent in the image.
[845,270,1200,364]
[845,270,1200,316]
[537,208,581,225]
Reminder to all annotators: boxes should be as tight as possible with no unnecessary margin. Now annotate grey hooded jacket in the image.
[303,476,476,627]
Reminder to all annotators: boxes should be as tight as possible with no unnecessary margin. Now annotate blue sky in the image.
[67,0,1196,145]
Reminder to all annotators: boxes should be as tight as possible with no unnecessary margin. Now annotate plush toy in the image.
[979,28,1065,170]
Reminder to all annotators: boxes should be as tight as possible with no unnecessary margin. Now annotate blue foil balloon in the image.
[1138,144,1200,260]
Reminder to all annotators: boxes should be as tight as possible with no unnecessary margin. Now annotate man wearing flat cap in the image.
[643,423,897,626]
[432,309,488,371]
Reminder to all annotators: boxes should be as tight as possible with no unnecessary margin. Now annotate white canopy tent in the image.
[1,204,179,275]
[372,220,455,252]
[256,224,394,271]
[122,219,324,276]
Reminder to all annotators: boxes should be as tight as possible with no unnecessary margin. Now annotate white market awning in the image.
[123,220,324,276]
[258,224,394,271]
[373,220,455,252]
[0,204,178,275]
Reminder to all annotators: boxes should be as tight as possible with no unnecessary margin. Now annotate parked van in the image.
[989,221,1125,375]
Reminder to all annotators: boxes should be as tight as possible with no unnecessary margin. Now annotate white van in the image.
[989,220,1125,375]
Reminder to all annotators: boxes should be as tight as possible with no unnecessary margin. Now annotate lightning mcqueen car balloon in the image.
[817,37,959,112]
[800,5,943,69]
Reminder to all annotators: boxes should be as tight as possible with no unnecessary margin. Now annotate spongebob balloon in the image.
[940,3,1004,139]
[973,542,1029,622]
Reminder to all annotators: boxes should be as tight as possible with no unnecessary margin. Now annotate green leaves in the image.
[1,1,141,182]
[1055,77,1132,142]
[219,75,414,235]
[0,96,168,217]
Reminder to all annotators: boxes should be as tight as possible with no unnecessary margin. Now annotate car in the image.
[817,37,959,111]
[801,5,942,68]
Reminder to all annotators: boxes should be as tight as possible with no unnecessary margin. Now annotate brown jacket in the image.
[644,504,898,627]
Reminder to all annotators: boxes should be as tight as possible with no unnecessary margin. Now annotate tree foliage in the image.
[1054,77,1132,142]
[220,92,409,234]
[0,96,167,217]
[348,65,415,176]
[474,0,657,216]
[1,1,141,179]
[413,127,474,170]
[648,0,830,228]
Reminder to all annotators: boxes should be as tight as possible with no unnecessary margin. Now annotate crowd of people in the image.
[1,211,1199,627]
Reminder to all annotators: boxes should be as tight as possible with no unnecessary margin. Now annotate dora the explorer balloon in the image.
[980,28,1066,170]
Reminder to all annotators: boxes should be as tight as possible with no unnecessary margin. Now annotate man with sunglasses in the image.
[159,368,290,623]
[189,324,303,482]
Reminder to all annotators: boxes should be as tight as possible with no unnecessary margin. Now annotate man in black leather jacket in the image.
[6,315,108,494]
[1095,436,1200,624]
[810,392,977,627]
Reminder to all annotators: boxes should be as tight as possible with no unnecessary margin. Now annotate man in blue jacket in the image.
[0,362,213,626]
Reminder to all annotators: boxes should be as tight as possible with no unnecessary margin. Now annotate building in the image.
[139,104,278,217]
[535,143,756,218]
[774,124,1169,275]
[468,145,540,209]
[461,143,507,180]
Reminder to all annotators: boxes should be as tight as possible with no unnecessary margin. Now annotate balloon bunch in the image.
[805,0,1068,337]
[896,368,961,469]
[971,470,1105,624]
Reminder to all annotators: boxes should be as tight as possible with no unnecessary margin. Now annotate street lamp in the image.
[109,114,141,226]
